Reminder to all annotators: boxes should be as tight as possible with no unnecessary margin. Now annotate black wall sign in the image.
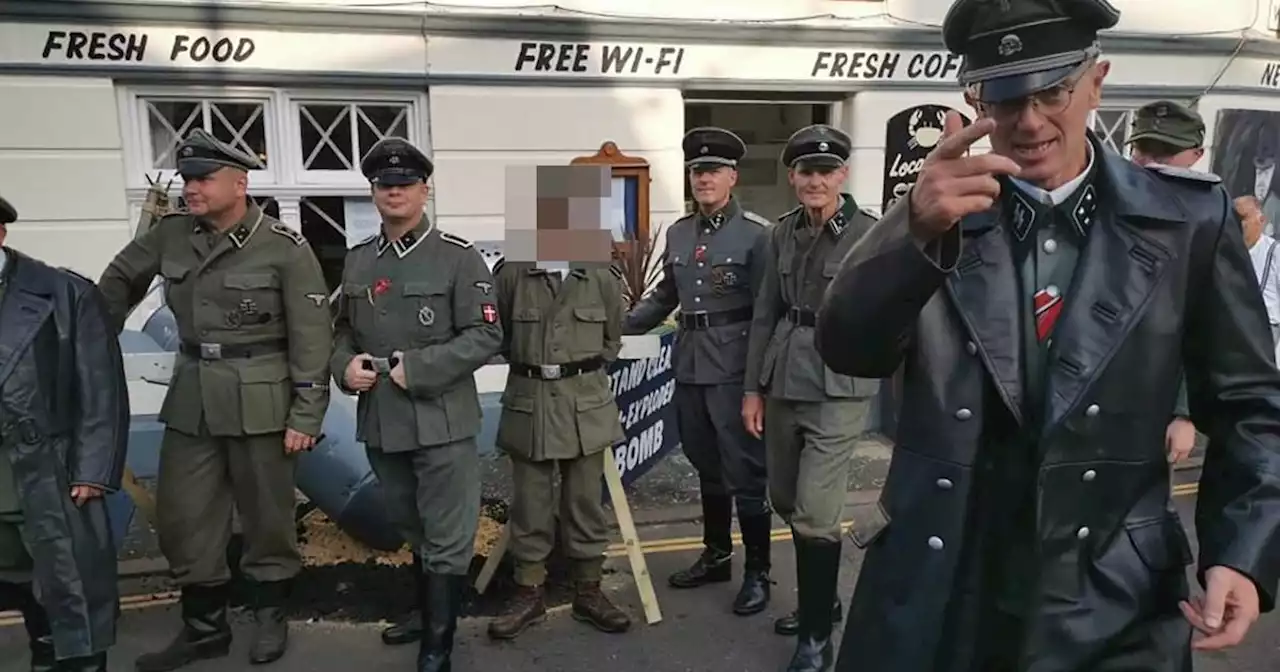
[881,104,971,212]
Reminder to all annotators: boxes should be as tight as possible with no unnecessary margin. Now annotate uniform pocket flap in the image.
[670,252,688,266]
[1125,516,1192,571]
[847,499,891,549]
[710,252,747,266]
[501,391,536,413]
[341,283,368,297]
[160,259,192,281]
[514,308,543,321]
[403,281,448,296]
[575,389,615,412]
[823,261,842,278]
[573,307,607,322]
[238,365,290,384]
[224,272,280,290]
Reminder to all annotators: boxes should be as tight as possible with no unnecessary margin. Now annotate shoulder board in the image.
[58,266,92,283]
[742,210,771,227]
[270,222,307,246]
[777,205,802,222]
[858,207,881,220]
[1147,164,1222,185]
[438,230,473,248]
[608,263,623,279]
[491,257,506,275]
[352,233,378,248]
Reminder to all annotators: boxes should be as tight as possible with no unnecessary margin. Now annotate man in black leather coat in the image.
[0,194,130,672]
[816,0,1280,670]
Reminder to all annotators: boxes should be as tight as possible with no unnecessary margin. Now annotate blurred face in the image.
[968,60,1109,190]
[0,223,6,248]
[789,164,848,210]
[689,166,737,208]
[371,181,430,223]
[182,168,247,217]
[1130,140,1203,168]
[1238,197,1266,248]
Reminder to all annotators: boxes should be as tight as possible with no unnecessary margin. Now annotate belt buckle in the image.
[370,357,392,374]
[692,311,710,328]
[540,364,562,380]
[200,343,223,360]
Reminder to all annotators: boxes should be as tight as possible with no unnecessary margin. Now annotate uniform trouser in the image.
[764,398,866,542]
[157,426,300,586]
[0,513,33,583]
[675,382,769,517]
[507,451,609,587]
[366,438,480,576]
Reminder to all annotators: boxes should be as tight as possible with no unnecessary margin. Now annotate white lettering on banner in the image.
[609,343,673,398]
[619,379,677,431]
[613,419,666,480]
[514,42,686,76]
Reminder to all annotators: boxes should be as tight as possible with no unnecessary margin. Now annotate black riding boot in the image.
[53,653,108,671]
[134,583,233,672]
[383,554,424,645]
[733,513,772,615]
[773,597,843,636]
[417,572,465,672]
[669,492,733,588]
[0,581,55,672]
[785,537,841,672]
[247,579,291,665]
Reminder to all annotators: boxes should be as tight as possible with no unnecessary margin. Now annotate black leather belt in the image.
[180,339,288,360]
[678,306,753,330]
[510,357,605,381]
[785,307,818,327]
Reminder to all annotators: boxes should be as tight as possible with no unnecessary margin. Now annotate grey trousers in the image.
[764,398,867,542]
[366,438,481,575]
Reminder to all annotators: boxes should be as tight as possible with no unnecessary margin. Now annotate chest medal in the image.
[418,305,435,326]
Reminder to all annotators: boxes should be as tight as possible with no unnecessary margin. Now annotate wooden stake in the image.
[603,450,662,625]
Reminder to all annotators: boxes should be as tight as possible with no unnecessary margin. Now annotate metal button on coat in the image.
[955,408,972,420]
[1077,527,1090,539]
[1082,469,1097,482]
[1085,404,1100,417]
[928,536,944,550]
[1043,238,1058,253]
[936,478,953,490]
[965,341,977,355]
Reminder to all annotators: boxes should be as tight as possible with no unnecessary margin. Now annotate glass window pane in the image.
[210,101,269,168]
[299,104,353,171]
[355,104,410,161]
[300,196,352,292]
[145,99,201,169]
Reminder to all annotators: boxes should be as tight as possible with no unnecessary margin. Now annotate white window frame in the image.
[286,91,423,187]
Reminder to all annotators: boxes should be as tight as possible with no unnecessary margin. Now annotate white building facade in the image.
[4,0,1280,287]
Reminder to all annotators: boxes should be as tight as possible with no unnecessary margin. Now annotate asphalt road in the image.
[3,491,1279,672]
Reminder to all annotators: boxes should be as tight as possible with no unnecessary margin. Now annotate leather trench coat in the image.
[0,248,129,658]
[816,141,1280,672]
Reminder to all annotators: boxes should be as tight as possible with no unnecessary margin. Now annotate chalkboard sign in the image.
[881,105,971,212]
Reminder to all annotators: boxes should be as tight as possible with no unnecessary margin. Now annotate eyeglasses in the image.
[975,63,1091,121]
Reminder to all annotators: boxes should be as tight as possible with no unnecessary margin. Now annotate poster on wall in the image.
[881,104,971,212]
[1212,109,1280,236]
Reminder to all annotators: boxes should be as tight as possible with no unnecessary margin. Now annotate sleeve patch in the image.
[439,231,474,248]
[481,303,499,323]
[270,222,307,246]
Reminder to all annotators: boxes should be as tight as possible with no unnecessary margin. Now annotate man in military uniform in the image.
[487,164,632,638]
[97,129,334,671]
[1127,100,1209,466]
[820,0,1279,669]
[1,195,129,672]
[624,127,773,616]
[742,126,875,671]
[330,136,502,672]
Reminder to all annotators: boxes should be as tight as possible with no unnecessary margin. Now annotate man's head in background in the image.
[1237,195,1268,248]
[0,195,14,247]
[1127,100,1205,168]
[683,127,745,213]
[176,129,260,220]
[504,164,622,265]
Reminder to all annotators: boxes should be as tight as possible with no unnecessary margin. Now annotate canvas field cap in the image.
[1128,100,1205,151]
[942,0,1121,102]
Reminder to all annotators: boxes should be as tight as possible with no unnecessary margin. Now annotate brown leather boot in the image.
[486,585,546,640]
[571,581,631,633]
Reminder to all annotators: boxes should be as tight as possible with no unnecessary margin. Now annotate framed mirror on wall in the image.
[571,141,651,246]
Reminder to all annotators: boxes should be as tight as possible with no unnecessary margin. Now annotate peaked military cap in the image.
[1128,100,1204,151]
[176,128,263,178]
[683,127,747,170]
[943,0,1121,102]
[782,125,852,169]
[360,137,434,186]
[0,195,15,225]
